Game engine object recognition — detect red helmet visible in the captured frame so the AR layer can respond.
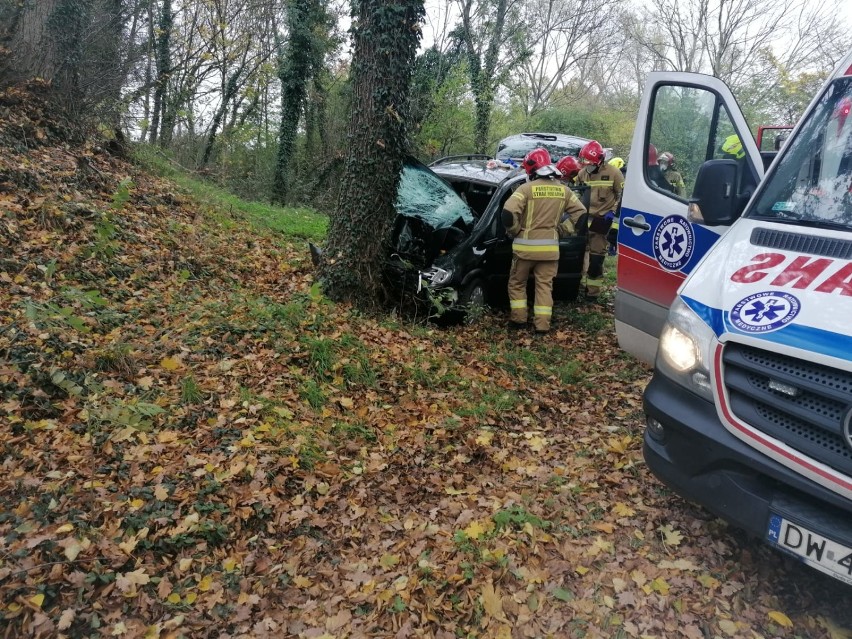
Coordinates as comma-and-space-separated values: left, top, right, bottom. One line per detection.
647, 143, 658, 166
522, 148, 552, 176
579, 140, 604, 165
556, 155, 581, 179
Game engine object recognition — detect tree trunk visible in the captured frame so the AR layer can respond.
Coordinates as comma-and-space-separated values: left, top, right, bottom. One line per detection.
1, 0, 61, 87
150, 0, 172, 145
272, 0, 326, 204
199, 73, 239, 168
317, 0, 425, 307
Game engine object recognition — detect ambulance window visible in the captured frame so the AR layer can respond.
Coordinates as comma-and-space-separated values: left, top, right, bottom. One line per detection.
647, 85, 747, 201
749, 78, 852, 229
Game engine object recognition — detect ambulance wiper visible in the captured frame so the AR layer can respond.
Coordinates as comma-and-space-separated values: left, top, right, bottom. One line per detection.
753, 213, 851, 231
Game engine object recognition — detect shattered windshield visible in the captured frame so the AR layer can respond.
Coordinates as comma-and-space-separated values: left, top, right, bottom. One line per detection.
396, 162, 474, 228
750, 78, 852, 231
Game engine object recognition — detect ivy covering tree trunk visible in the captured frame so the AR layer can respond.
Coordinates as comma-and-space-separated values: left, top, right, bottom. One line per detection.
272, 0, 328, 204
318, 0, 424, 307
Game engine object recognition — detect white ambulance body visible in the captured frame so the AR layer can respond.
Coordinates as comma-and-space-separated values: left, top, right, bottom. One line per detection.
616, 51, 852, 585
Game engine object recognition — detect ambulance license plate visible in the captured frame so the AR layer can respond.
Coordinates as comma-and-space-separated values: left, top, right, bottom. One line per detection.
767, 514, 852, 585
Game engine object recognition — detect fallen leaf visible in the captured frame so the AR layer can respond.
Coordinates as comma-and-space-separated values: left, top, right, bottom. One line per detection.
768, 610, 793, 628
160, 357, 181, 371
57, 608, 75, 630
481, 581, 507, 621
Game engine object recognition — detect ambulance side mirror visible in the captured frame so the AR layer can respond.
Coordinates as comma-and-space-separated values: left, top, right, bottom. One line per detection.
688, 159, 741, 226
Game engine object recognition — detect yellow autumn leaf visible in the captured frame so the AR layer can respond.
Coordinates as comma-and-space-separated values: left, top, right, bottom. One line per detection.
160, 357, 181, 371
167, 593, 181, 604
29, 594, 45, 608
197, 575, 213, 592
154, 484, 169, 501
718, 619, 738, 636
223, 558, 237, 572
650, 577, 670, 595
56, 523, 74, 533
379, 554, 400, 568
184, 592, 197, 604
157, 431, 178, 443
613, 502, 635, 517
464, 520, 486, 540
526, 435, 546, 452
481, 581, 507, 622
178, 557, 192, 572
129, 498, 144, 510
575, 565, 589, 575
475, 430, 494, 446
607, 435, 632, 454
293, 575, 312, 588
657, 524, 683, 546
768, 610, 794, 628
697, 573, 720, 589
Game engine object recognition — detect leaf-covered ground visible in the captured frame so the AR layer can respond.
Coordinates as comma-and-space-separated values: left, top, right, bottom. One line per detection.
1, 85, 851, 639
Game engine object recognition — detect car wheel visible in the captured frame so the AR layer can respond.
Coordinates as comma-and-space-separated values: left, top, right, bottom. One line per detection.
460, 279, 487, 324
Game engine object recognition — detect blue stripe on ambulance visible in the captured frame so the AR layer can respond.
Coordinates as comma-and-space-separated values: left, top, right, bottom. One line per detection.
681, 295, 852, 364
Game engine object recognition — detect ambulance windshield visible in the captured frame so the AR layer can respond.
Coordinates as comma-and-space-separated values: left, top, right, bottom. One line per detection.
751, 77, 852, 230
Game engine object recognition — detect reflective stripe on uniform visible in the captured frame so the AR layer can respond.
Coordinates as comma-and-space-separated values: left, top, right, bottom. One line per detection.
533, 306, 552, 316
524, 201, 534, 239
510, 299, 527, 309
585, 277, 604, 287
513, 238, 558, 245
512, 243, 560, 252
585, 180, 615, 187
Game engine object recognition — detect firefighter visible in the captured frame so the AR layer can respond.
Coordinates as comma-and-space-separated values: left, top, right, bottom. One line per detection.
659, 152, 685, 196
555, 155, 582, 184
608, 156, 626, 175
606, 157, 626, 255
503, 148, 587, 333
721, 134, 745, 159
575, 140, 624, 300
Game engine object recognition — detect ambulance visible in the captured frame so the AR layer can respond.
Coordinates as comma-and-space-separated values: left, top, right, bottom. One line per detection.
615, 51, 852, 585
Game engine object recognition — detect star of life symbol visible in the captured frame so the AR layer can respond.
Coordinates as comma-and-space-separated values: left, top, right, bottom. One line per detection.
653, 215, 694, 271
730, 291, 801, 333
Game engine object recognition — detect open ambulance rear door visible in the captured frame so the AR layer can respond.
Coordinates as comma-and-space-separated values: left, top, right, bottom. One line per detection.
615, 72, 764, 365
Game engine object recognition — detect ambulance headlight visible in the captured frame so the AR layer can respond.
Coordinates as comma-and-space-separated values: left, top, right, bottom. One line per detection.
656, 298, 715, 401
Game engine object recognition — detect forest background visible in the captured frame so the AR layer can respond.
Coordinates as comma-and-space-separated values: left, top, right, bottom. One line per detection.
3, 0, 851, 213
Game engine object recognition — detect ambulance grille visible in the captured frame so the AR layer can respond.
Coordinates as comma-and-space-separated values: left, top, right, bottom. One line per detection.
722, 342, 852, 476
750, 227, 852, 259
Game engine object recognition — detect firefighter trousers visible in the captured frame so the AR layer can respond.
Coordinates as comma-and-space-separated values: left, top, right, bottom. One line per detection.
508, 257, 558, 331
583, 231, 608, 298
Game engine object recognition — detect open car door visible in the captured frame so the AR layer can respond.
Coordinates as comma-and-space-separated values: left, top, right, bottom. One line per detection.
615, 72, 764, 365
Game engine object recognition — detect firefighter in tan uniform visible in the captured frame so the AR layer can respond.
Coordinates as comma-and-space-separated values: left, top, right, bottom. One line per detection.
575, 140, 624, 300
503, 148, 587, 333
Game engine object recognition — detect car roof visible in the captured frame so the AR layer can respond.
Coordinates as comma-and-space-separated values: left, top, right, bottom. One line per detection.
498, 132, 593, 146
430, 158, 521, 186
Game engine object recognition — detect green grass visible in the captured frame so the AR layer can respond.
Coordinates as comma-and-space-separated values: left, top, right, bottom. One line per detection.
132, 144, 327, 242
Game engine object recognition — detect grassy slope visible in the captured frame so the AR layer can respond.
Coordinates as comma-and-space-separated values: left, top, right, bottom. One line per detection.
1, 89, 851, 638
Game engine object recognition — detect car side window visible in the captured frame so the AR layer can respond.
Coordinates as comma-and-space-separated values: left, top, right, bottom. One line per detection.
647, 85, 744, 201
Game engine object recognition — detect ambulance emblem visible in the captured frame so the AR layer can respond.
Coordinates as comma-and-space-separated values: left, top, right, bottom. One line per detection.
653, 215, 694, 271
730, 291, 801, 333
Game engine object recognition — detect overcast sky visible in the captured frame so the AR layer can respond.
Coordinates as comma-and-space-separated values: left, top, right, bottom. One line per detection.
419, 0, 852, 63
